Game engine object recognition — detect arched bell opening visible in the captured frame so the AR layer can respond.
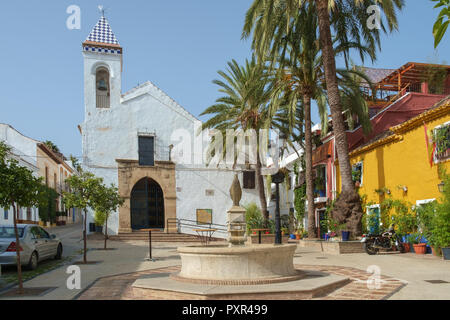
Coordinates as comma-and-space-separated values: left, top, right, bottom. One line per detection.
96, 67, 110, 108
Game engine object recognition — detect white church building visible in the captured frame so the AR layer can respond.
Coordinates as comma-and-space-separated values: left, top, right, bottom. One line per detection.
80, 15, 265, 237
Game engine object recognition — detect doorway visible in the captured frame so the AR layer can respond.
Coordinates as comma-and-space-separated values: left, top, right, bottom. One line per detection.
130, 178, 164, 230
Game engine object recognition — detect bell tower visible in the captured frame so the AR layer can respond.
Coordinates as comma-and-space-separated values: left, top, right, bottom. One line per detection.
82, 14, 122, 116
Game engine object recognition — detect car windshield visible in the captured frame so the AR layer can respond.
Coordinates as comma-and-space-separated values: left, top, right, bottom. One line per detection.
0, 227, 24, 238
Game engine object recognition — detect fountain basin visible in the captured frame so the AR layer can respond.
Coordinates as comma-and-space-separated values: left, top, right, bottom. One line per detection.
172, 244, 302, 285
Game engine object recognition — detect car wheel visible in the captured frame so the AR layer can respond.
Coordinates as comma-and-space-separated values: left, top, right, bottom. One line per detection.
55, 244, 63, 260
27, 251, 38, 270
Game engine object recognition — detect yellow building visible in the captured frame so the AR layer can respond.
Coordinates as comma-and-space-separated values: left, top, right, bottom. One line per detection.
337, 98, 450, 214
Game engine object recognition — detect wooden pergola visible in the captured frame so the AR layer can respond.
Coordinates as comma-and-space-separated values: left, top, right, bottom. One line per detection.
375, 62, 450, 92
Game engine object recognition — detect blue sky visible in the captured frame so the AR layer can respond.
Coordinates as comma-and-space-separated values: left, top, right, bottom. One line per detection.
0, 1, 448, 158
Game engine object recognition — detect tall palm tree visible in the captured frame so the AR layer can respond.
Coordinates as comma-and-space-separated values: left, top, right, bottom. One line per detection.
271, 6, 373, 238
243, 0, 404, 235
200, 59, 274, 220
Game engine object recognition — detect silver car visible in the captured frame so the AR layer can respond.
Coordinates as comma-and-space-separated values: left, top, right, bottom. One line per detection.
0, 224, 63, 270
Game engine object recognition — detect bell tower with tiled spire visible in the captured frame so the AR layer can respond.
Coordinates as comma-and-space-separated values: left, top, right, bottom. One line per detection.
82, 13, 122, 116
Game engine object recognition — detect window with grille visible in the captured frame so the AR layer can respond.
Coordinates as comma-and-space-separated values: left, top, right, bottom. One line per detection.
434, 123, 450, 162
243, 171, 256, 189
138, 136, 155, 166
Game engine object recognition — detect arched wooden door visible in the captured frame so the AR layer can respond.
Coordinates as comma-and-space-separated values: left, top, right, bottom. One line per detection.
130, 178, 164, 230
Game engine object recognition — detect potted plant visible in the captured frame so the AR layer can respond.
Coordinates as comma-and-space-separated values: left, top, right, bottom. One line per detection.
295, 228, 303, 240
94, 210, 105, 234
428, 171, 450, 260
338, 222, 350, 241
352, 170, 361, 188
401, 235, 411, 253
409, 233, 427, 254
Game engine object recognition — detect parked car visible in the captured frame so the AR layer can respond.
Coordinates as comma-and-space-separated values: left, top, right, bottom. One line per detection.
0, 224, 63, 270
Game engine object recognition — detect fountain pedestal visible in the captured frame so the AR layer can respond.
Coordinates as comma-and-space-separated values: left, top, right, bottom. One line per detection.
173, 243, 301, 285
227, 206, 247, 246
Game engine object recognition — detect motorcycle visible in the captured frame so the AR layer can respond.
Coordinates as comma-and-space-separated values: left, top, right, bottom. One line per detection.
361, 225, 405, 255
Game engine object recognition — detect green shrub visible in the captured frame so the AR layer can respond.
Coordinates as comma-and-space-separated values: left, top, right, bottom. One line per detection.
431, 171, 450, 248
392, 211, 417, 237
94, 210, 107, 227
38, 186, 58, 223
244, 202, 264, 234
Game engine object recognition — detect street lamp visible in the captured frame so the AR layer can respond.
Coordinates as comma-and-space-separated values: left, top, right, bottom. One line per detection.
271, 170, 285, 245
438, 181, 445, 193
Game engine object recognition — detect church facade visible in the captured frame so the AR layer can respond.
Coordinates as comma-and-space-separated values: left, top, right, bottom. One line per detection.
80, 16, 262, 237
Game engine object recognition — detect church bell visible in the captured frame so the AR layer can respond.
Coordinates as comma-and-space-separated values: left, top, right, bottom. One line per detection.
97, 79, 108, 91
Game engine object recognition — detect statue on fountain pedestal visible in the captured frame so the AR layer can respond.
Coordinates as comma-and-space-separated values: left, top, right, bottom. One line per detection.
228, 174, 247, 246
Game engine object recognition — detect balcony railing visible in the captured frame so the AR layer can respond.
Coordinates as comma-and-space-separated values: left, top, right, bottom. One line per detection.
96, 94, 110, 109
436, 148, 450, 162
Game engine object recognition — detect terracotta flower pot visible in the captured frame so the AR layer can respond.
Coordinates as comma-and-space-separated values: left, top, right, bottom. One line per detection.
402, 243, 411, 253
295, 234, 301, 240
413, 243, 426, 255
431, 246, 441, 256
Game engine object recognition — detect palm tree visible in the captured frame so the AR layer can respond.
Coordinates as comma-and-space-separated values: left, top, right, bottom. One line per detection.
200, 59, 274, 220
272, 6, 374, 238
243, 0, 403, 235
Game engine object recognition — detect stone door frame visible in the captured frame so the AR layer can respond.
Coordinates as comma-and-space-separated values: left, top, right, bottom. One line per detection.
116, 159, 176, 233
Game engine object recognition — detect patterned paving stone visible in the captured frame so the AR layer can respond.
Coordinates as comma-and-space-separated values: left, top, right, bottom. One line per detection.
76, 264, 406, 300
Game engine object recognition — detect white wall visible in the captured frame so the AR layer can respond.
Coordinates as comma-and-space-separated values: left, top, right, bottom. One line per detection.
176, 167, 260, 238
0, 206, 12, 225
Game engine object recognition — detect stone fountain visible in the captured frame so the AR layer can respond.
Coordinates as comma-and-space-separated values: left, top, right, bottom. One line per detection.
171, 174, 302, 285
131, 175, 351, 299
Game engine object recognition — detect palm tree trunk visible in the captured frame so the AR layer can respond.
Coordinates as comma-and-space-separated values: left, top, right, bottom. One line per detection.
12, 202, 23, 294
256, 151, 268, 221
316, 0, 353, 191
315, 0, 363, 235
303, 95, 316, 238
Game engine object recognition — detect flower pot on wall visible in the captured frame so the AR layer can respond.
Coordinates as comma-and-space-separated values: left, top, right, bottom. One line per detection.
442, 248, 450, 260
341, 231, 350, 242
413, 243, 426, 255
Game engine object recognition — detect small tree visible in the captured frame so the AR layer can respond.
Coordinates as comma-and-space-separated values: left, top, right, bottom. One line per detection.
0, 142, 47, 293
38, 185, 59, 225
92, 183, 124, 250
63, 171, 103, 263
